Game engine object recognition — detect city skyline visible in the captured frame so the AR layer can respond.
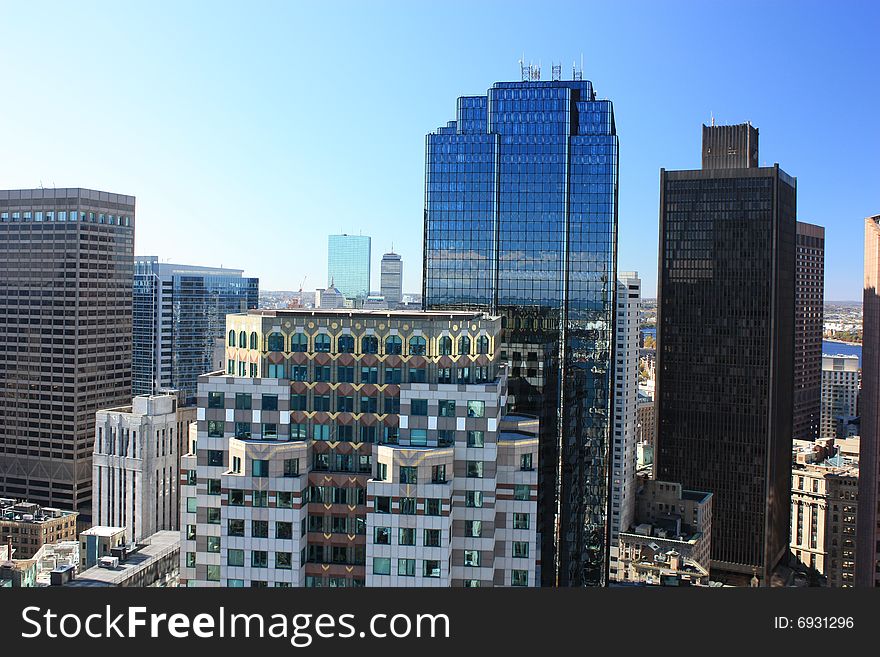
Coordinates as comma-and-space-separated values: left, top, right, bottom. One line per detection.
0, 1, 877, 300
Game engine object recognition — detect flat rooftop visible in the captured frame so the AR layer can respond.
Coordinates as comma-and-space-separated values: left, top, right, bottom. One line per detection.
241, 308, 498, 321
65, 531, 179, 587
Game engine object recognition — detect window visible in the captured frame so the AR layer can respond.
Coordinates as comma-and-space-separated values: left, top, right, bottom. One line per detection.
376, 462, 388, 481
385, 335, 402, 355
208, 392, 225, 408
235, 393, 252, 410
438, 336, 453, 355
283, 458, 299, 477
337, 366, 355, 383
185, 470, 197, 485
313, 453, 329, 471
467, 401, 485, 418
425, 498, 442, 516
423, 560, 441, 578
228, 519, 245, 537
239, 331, 247, 348
252, 460, 269, 477
400, 466, 418, 484
207, 420, 224, 437
437, 429, 454, 446
314, 365, 332, 381
431, 464, 446, 483
277, 492, 294, 508
207, 450, 224, 466
373, 557, 391, 575
465, 491, 483, 508
521, 453, 534, 470
513, 541, 530, 558
511, 570, 528, 586
409, 335, 426, 356
465, 520, 482, 538
337, 395, 354, 412
227, 359, 235, 374
375, 496, 391, 513
290, 423, 307, 440
464, 579, 480, 588
262, 423, 277, 438
253, 491, 268, 507
458, 335, 471, 355
409, 429, 427, 446
234, 422, 251, 439
360, 395, 378, 413
408, 367, 427, 383
337, 335, 355, 353
360, 366, 378, 383
207, 508, 221, 524
374, 526, 391, 545
291, 394, 307, 411
276, 552, 293, 569
398, 558, 416, 577
361, 335, 378, 354
514, 485, 530, 501
466, 461, 484, 478
228, 330, 236, 347
513, 513, 530, 530
464, 550, 480, 567
314, 395, 331, 412
400, 497, 417, 515
252, 521, 269, 538
467, 430, 484, 447
276, 521, 293, 539
267, 333, 285, 352
424, 529, 441, 547
313, 424, 329, 441
206, 565, 220, 582
207, 478, 221, 495
252, 551, 268, 568
186, 497, 197, 513
438, 400, 455, 417
290, 333, 308, 352
411, 399, 428, 416
186, 552, 196, 567
249, 332, 258, 349
314, 334, 331, 352
291, 366, 308, 381
384, 367, 402, 384
228, 549, 244, 567
399, 528, 416, 546
262, 394, 278, 411
437, 367, 452, 384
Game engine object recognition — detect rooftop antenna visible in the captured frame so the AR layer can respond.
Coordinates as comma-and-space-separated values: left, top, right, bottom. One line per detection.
519, 55, 529, 82
711, 111, 715, 127
552, 62, 562, 81
573, 56, 583, 81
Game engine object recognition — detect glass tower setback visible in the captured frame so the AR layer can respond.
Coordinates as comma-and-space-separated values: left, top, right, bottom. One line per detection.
423, 79, 618, 586
133, 257, 259, 402
328, 234, 371, 300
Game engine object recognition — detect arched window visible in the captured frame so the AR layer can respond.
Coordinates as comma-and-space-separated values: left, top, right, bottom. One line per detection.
267, 332, 285, 352
458, 335, 471, 355
385, 335, 402, 355
361, 335, 378, 354
238, 331, 247, 348
290, 332, 308, 352
438, 336, 453, 356
338, 335, 355, 353
228, 330, 235, 347
477, 335, 490, 354
249, 332, 258, 350
409, 335, 426, 356
315, 334, 331, 353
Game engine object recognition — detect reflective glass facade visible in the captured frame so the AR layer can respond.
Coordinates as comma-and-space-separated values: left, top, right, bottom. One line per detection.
328, 234, 371, 300
133, 257, 259, 402
423, 79, 618, 586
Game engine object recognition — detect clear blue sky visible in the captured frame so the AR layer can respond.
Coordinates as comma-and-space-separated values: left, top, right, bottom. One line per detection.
1, 0, 877, 299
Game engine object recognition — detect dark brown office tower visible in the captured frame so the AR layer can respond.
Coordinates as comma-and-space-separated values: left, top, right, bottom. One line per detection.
656, 123, 796, 585
857, 215, 880, 587
0, 189, 134, 514
793, 222, 824, 442
701, 121, 759, 169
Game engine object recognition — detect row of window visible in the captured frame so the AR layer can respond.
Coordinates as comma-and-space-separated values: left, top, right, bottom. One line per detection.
228, 330, 491, 357
0, 210, 131, 225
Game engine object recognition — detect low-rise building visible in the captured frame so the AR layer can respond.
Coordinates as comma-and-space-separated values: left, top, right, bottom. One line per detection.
79, 526, 127, 569
0, 498, 78, 559
66, 531, 180, 587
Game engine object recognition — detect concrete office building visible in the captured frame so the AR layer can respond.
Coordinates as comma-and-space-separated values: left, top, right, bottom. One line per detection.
656, 123, 796, 585
857, 214, 880, 587
327, 234, 371, 301
133, 257, 258, 402
791, 459, 859, 587
380, 251, 403, 307
93, 393, 196, 543
0, 188, 135, 512
820, 355, 860, 440
608, 273, 641, 581
794, 222, 825, 442
0, 498, 78, 559
179, 309, 538, 587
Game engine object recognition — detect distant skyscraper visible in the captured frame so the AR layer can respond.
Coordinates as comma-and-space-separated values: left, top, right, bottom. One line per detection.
608, 273, 640, 581
857, 214, 880, 587
328, 234, 370, 300
133, 257, 258, 403
820, 355, 859, 440
794, 222, 825, 442
380, 251, 403, 307
0, 188, 135, 512
423, 77, 618, 586
656, 123, 796, 585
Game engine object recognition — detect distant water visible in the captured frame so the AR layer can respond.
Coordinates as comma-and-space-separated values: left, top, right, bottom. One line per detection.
640, 327, 862, 367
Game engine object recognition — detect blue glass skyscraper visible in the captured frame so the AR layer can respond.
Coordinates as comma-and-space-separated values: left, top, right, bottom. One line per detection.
423, 77, 618, 586
328, 234, 371, 300
133, 257, 259, 402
